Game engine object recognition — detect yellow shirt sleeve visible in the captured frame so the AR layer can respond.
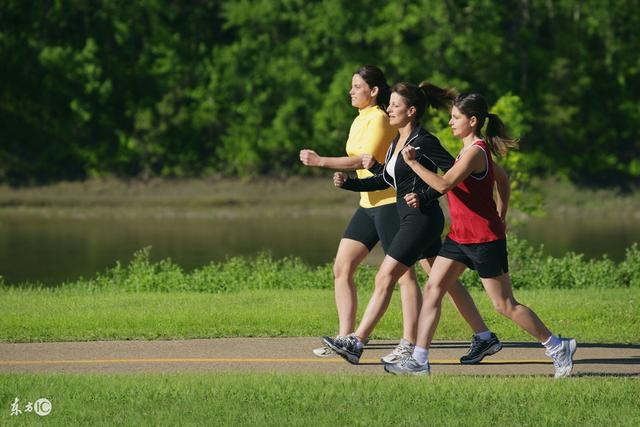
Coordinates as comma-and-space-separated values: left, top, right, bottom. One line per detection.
359, 111, 396, 164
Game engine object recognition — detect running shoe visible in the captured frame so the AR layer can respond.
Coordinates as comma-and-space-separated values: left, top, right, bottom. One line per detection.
312, 344, 336, 358
546, 337, 577, 378
384, 355, 431, 376
380, 338, 414, 364
322, 335, 363, 364
459, 333, 503, 364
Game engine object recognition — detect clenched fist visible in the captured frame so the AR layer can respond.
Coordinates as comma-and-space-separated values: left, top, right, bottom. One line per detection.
361, 153, 376, 169
299, 149, 321, 166
333, 172, 348, 187
402, 146, 417, 163
404, 192, 419, 209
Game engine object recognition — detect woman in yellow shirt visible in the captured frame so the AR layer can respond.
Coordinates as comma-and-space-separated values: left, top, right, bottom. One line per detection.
300, 66, 501, 364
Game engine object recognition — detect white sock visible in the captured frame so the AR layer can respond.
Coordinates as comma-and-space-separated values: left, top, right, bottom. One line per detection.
542, 334, 561, 350
412, 346, 429, 364
475, 331, 493, 341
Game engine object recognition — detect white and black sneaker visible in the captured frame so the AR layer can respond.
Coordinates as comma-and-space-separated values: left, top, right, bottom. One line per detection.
322, 335, 364, 364
381, 338, 414, 364
459, 333, 503, 364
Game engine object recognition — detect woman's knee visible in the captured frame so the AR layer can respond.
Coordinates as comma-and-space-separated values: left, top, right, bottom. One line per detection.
373, 270, 398, 292
422, 280, 445, 307
333, 257, 358, 280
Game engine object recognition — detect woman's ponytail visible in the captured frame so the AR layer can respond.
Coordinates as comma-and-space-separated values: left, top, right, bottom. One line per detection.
419, 82, 456, 112
486, 113, 519, 157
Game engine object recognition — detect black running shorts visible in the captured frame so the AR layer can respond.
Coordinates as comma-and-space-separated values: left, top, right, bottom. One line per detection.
342, 203, 399, 253
385, 202, 444, 267
438, 237, 509, 278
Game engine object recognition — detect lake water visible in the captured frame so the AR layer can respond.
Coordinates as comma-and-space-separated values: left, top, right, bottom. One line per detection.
1, 212, 639, 285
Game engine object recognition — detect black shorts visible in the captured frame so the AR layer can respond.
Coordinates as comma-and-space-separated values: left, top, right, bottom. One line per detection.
385, 202, 444, 267
342, 204, 399, 252
438, 237, 509, 278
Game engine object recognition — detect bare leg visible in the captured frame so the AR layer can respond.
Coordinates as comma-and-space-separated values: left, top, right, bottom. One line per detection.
333, 238, 369, 336
419, 257, 489, 334
481, 274, 552, 342
354, 256, 409, 341
415, 257, 467, 349
397, 266, 422, 343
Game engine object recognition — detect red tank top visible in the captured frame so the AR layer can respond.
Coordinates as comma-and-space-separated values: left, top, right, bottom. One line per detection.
447, 140, 506, 244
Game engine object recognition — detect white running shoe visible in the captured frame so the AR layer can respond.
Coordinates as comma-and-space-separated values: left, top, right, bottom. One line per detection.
384, 355, 431, 376
312, 345, 336, 357
380, 338, 414, 364
546, 338, 577, 378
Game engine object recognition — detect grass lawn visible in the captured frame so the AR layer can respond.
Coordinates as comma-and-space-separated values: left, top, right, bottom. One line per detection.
1, 373, 639, 426
1, 288, 638, 343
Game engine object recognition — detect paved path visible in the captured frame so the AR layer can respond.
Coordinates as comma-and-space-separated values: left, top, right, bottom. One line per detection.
1, 338, 638, 377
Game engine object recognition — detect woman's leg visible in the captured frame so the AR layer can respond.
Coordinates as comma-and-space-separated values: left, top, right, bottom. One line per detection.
397, 266, 422, 342
385, 257, 467, 375
481, 273, 551, 341
374, 203, 420, 341
481, 273, 577, 378
419, 258, 488, 334
415, 257, 468, 349
353, 255, 409, 341
333, 238, 369, 336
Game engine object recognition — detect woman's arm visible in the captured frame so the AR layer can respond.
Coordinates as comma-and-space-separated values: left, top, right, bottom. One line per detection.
300, 114, 394, 171
402, 145, 486, 194
333, 172, 390, 192
299, 149, 364, 170
493, 163, 510, 223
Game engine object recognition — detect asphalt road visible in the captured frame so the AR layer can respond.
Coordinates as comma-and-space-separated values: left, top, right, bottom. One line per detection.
1, 338, 638, 377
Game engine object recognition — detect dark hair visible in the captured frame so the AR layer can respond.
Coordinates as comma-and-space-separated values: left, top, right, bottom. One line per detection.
391, 81, 455, 122
356, 65, 391, 111
453, 93, 519, 157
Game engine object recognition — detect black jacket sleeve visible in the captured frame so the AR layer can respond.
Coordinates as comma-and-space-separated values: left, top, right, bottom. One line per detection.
341, 173, 390, 192
367, 160, 384, 175
421, 136, 455, 173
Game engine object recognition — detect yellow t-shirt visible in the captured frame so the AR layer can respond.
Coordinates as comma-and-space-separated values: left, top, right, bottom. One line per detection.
345, 105, 397, 208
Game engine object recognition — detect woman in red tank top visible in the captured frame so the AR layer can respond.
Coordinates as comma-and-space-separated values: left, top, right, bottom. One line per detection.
384, 93, 577, 378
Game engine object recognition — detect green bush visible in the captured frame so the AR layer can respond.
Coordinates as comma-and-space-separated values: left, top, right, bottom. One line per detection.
5, 236, 638, 293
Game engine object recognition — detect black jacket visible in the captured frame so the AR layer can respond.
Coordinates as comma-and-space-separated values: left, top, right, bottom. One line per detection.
342, 125, 451, 207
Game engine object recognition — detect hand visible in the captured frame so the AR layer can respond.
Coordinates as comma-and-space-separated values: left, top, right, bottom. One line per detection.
402, 146, 417, 164
404, 192, 419, 209
333, 172, 348, 187
361, 153, 376, 169
300, 149, 321, 166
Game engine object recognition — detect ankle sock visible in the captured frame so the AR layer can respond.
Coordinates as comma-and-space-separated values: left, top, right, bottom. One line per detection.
412, 346, 429, 364
542, 334, 561, 350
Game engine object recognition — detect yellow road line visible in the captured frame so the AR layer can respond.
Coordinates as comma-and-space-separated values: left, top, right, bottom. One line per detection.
0, 358, 550, 366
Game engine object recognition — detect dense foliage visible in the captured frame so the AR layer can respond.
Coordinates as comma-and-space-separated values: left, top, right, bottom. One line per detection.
1, 0, 638, 186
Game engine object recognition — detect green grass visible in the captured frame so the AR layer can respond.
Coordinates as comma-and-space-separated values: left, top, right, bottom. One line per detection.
1, 373, 638, 426
1, 288, 637, 343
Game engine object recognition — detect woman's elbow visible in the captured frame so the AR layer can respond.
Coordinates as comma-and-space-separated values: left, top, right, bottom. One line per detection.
436, 181, 455, 194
